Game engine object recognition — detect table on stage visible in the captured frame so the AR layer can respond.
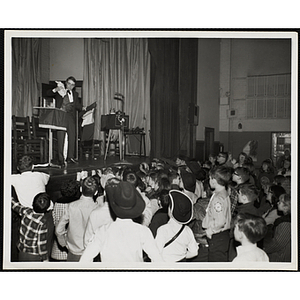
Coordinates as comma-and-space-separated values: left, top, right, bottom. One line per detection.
34, 107, 67, 164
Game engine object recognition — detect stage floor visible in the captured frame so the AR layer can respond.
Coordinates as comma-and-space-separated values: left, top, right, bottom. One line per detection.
35, 155, 150, 201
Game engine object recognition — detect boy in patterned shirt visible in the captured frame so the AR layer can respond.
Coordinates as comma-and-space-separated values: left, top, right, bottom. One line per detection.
202, 166, 232, 262
11, 192, 54, 262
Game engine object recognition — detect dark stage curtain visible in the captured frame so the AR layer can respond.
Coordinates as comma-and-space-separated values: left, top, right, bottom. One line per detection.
148, 38, 180, 159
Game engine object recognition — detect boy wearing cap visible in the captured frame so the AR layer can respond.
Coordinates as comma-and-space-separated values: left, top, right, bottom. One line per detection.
202, 166, 232, 262
155, 190, 198, 262
80, 181, 163, 263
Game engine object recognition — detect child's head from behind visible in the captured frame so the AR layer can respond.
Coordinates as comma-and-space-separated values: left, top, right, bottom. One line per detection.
81, 176, 99, 198
17, 155, 34, 173
32, 192, 51, 213
61, 179, 81, 199
234, 213, 267, 244
238, 183, 258, 204
209, 166, 231, 189
232, 167, 250, 184
179, 171, 196, 193
158, 189, 171, 213
266, 184, 286, 206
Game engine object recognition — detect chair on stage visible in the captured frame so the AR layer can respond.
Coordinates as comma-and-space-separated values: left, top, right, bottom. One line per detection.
79, 103, 102, 160
12, 115, 46, 166
31, 116, 49, 160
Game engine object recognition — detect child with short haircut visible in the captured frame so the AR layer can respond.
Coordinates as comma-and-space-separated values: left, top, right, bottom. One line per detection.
155, 190, 198, 262
11, 192, 54, 262
202, 166, 232, 262
56, 176, 100, 261
235, 183, 261, 217
232, 212, 269, 263
11, 155, 50, 208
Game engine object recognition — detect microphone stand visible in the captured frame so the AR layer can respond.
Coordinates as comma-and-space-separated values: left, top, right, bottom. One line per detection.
114, 93, 125, 161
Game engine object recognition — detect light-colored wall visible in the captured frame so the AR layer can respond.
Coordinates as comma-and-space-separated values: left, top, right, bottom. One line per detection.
49, 38, 84, 81
219, 38, 291, 163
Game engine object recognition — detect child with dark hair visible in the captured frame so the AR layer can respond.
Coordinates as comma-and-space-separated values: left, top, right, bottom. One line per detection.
56, 176, 100, 261
235, 184, 261, 217
11, 192, 54, 262
262, 185, 286, 226
230, 167, 250, 216
149, 189, 170, 237
202, 166, 232, 262
273, 175, 286, 186
257, 159, 275, 190
123, 170, 153, 226
179, 171, 198, 204
11, 155, 50, 208
232, 213, 269, 263
51, 179, 81, 261
263, 194, 291, 262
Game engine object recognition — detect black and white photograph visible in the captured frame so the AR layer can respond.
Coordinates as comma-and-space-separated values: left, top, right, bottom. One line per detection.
2, 29, 298, 274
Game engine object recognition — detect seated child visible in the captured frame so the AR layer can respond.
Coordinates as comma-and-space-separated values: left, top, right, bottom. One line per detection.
263, 194, 291, 262
230, 167, 250, 216
232, 212, 269, 263
80, 181, 163, 262
11, 192, 54, 262
155, 190, 198, 262
11, 155, 50, 208
234, 183, 261, 217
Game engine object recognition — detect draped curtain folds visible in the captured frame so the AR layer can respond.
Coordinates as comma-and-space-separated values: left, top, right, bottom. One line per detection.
83, 38, 151, 154
12, 38, 41, 117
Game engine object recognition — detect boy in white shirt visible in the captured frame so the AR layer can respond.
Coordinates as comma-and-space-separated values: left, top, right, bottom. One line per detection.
232, 212, 269, 263
80, 181, 163, 263
11, 155, 50, 208
155, 190, 198, 262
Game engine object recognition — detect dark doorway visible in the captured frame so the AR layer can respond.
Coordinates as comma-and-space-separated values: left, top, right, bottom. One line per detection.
205, 127, 215, 160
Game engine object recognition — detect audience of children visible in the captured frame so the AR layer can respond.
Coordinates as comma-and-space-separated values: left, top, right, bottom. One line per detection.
10, 151, 293, 264
80, 181, 163, 262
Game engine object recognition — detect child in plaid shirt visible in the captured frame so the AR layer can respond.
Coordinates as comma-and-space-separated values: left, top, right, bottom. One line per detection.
12, 192, 54, 262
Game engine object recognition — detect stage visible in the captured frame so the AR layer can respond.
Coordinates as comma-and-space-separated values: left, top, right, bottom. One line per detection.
34, 155, 150, 201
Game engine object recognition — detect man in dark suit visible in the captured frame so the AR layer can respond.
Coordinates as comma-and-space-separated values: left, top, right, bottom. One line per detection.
47, 76, 82, 166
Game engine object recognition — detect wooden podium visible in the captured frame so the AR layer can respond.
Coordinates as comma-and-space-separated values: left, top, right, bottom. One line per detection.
34, 107, 67, 163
